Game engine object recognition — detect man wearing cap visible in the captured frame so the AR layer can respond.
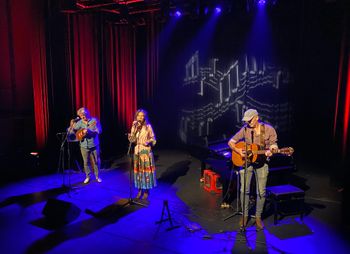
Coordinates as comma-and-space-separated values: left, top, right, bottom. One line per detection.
68, 107, 102, 184
228, 109, 278, 231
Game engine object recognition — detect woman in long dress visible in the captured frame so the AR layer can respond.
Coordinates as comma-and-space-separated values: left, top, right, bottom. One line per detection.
128, 109, 157, 200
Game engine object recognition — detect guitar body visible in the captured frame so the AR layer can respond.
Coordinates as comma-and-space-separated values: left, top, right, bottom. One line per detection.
231, 141, 294, 167
76, 129, 86, 141
231, 142, 260, 167
75, 121, 97, 141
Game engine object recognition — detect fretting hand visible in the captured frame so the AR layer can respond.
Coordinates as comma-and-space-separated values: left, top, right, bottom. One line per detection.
265, 150, 273, 157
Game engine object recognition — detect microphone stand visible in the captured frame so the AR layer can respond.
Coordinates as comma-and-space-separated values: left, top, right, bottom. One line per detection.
223, 126, 250, 221
237, 126, 252, 250
122, 124, 147, 208
57, 125, 76, 197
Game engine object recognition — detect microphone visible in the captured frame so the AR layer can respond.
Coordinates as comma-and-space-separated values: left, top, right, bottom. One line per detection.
133, 120, 142, 126
73, 117, 80, 122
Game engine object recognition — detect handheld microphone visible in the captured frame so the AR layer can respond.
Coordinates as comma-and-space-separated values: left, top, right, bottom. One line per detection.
133, 120, 142, 126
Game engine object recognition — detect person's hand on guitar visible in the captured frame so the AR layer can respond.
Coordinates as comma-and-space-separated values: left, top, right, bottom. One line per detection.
234, 147, 246, 158
82, 129, 88, 136
76, 128, 88, 140
265, 146, 278, 157
265, 150, 273, 157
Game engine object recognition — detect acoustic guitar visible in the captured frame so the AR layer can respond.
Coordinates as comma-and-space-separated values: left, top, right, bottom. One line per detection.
76, 121, 96, 141
231, 141, 294, 167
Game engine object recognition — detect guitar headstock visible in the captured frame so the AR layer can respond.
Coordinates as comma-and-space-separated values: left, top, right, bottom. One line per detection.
279, 147, 294, 156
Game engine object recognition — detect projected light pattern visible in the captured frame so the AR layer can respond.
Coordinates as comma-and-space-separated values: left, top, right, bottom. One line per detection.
179, 51, 292, 144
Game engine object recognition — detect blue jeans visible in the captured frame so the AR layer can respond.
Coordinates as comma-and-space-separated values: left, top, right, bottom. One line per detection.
239, 163, 269, 218
80, 146, 100, 178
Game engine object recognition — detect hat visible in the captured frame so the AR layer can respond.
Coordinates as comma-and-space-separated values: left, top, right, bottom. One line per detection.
242, 109, 258, 122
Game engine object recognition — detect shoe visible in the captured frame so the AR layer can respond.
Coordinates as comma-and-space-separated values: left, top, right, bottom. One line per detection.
255, 217, 264, 231
83, 177, 90, 184
142, 191, 149, 200
96, 177, 102, 183
135, 190, 142, 199
239, 216, 248, 229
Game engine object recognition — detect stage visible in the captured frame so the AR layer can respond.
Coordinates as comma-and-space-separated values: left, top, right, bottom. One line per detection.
0, 149, 349, 254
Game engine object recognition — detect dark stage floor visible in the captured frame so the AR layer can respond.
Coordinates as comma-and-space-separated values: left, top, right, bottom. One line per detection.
0, 149, 349, 254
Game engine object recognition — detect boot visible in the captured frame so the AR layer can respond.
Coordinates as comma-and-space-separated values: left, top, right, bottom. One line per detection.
255, 217, 264, 231
239, 216, 248, 229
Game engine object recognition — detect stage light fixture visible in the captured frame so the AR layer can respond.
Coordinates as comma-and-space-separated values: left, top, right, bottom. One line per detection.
175, 10, 182, 17
215, 6, 222, 14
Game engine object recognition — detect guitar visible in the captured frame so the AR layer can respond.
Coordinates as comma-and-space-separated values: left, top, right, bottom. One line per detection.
76, 121, 97, 141
231, 141, 294, 167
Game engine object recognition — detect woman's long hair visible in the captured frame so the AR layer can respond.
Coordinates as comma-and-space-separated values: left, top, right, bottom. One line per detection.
134, 108, 150, 126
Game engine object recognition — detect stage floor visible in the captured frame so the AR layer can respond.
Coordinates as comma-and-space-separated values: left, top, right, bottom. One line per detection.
0, 149, 349, 254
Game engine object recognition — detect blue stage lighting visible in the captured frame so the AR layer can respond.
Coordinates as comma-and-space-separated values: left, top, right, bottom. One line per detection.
175, 10, 182, 17
215, 7, 222, 14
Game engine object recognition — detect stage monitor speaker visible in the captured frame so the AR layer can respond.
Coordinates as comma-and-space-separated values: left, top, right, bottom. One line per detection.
42, 198, 81, 224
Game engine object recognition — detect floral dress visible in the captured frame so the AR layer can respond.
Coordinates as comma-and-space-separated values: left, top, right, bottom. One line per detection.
131, 124, 157, 189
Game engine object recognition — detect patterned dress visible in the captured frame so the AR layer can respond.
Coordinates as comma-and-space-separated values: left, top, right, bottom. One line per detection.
131, 124, 157, 189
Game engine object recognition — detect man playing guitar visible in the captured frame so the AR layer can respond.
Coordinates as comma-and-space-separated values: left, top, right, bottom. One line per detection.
228, 109, 278, 231
68, 107, 102, 184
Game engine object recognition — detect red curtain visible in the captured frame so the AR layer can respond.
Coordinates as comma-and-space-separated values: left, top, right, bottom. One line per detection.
333, 13, 350, 158
105, 23, 137, 130
0, 0, 49, 150
67, 13, 101, 119
31, 0, 49, 149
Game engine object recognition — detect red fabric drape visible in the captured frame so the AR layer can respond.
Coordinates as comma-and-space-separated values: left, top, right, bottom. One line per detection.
106, 23, 137, 130
0, 0, 48, 150
68, 13, 101, 119
31, 0, 49, 149
333, 13, 350, 158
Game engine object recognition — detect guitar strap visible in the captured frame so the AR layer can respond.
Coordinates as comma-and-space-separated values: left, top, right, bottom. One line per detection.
260, 123, 265, 148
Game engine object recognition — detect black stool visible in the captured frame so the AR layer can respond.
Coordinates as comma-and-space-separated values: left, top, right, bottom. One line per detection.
266, 184, 305, 225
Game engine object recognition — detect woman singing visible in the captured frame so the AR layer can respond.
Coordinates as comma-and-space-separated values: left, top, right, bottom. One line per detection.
128, 109, 157, 200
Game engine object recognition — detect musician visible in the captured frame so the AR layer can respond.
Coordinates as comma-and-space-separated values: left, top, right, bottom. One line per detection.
68, 107, 102, 184
128, 109, 157, 200
228, 109, 278, 230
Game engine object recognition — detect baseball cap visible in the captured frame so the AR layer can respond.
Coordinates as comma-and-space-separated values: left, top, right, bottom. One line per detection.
242, 109, 258, 122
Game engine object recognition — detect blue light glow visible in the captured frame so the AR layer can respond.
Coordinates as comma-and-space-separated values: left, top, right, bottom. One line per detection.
175, 10, 182, 17
215, 7, 222, 14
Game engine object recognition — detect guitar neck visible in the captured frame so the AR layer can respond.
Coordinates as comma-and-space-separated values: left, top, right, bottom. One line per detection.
253, 148, 284, 155
254, 150, 267, 155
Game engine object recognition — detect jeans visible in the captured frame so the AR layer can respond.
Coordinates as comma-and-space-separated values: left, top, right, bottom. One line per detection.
239, 163, 269, 218
80, 146, 100, 178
